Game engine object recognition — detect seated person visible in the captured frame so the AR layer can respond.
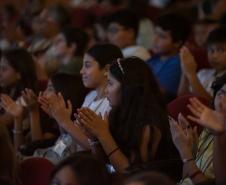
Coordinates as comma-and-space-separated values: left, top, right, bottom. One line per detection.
77, 57, 176, 173
169, 74, 226, 185
46, 26, 89, 76
106, 9, 151, 61
1, 73, 86, 154
147, 13, 191, 98
179, 26, 226, 101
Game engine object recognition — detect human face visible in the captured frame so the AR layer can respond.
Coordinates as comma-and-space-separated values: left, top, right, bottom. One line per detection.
50, 166, 79, 185
207, 43, 226, 72
107, 22, 134, 49
214, 84, 226, 113
106, 73, 121, 107
0, 57, 21, 88
152, 27, 178, 55
52, 34, 71, 57
194, 24, 209, 47
80, 54, 107, 89
194, 23, 219, 47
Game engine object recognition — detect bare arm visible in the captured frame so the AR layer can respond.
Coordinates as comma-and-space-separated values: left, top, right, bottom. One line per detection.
178, 73, 190, 96
188, 97, 226, 183
0, 94, 25, 150
180, 46, 212, 100
169, 114, 211, 184
13, 116, 24, 150
187, 74, 212, 100
214, 133, 226, 184
0, 113, 14, 126
40, 93, 90, 149
78, 108, 152, 172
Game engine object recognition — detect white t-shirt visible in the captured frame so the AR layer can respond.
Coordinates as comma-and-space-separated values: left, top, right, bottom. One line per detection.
33, 91, 111, 163
81, 90, 111, 117
122, 45, 151, 61
75, 90, 111, 152
197, 69, 226, 96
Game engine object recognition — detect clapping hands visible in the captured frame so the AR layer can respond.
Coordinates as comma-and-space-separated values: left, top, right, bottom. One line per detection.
169, 113, 198, 159
76, 108, 109, 139
187, 97, 225, 135
0, 94, 24, 118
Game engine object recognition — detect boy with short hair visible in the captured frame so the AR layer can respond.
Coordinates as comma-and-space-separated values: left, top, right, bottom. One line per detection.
49, 26, 89, 75
147, 13, 191, 97
107, 9, 151, 61
179, 26, 226, 100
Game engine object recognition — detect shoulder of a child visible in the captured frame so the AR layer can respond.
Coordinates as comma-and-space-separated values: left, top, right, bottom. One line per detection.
197, 68, 215, 78
82, 90, 97, 106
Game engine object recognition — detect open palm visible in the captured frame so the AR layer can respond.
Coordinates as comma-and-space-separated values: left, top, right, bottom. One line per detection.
1, 94, 24, 118
187, 97, 225, 135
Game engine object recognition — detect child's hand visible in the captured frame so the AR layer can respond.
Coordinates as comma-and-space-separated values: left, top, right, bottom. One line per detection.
169, 114, 194, 160
187, 97, 225, 135
38, 92, 52, 116
77, 108, 109, 139
0, 94, 24, 118
180, 46, 197, 77
22, 88, 38, 111
48, 93, 72, 125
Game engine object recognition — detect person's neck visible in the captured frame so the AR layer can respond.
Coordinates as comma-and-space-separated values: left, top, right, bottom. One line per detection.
122, 40, 136, 49
95, 81, 107, 100
160, 50, 178, 61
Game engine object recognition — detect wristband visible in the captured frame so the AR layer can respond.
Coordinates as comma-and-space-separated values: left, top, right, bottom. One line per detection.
183, 158, 194, 163
107, 147, 119, 158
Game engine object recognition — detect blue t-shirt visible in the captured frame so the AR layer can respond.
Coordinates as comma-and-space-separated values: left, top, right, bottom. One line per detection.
147, 55, 181, 94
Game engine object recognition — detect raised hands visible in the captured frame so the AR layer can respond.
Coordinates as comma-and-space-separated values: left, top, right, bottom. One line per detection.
38, 92, 72, 125
187, 97, 225, 135
21, 88, 38, 111
169, 113, 198, 159
0, 94, 24, 118
77, 108, 109, 139
180, 46, 197, 77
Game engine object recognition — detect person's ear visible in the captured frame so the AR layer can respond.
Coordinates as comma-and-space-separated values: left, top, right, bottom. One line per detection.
103, 64, 110, 77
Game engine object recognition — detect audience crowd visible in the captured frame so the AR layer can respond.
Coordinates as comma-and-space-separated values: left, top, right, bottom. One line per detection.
0, 0, 226, 185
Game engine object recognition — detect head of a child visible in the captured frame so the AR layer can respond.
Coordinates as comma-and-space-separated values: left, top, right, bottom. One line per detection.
193, 19, 219, 47
44, 73, 86, 118
124, 171, 174, 185
212, 73, 226, 113
207, 26, 226, 72
107, 57, 168, 161
53, 26, 89, 58
80, 43, 123, 89
107, 9, 139, 49
152, 13, 191, 56
45, 4, 71, 35
50, 152, 111, 185
0, 48, 38, 98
